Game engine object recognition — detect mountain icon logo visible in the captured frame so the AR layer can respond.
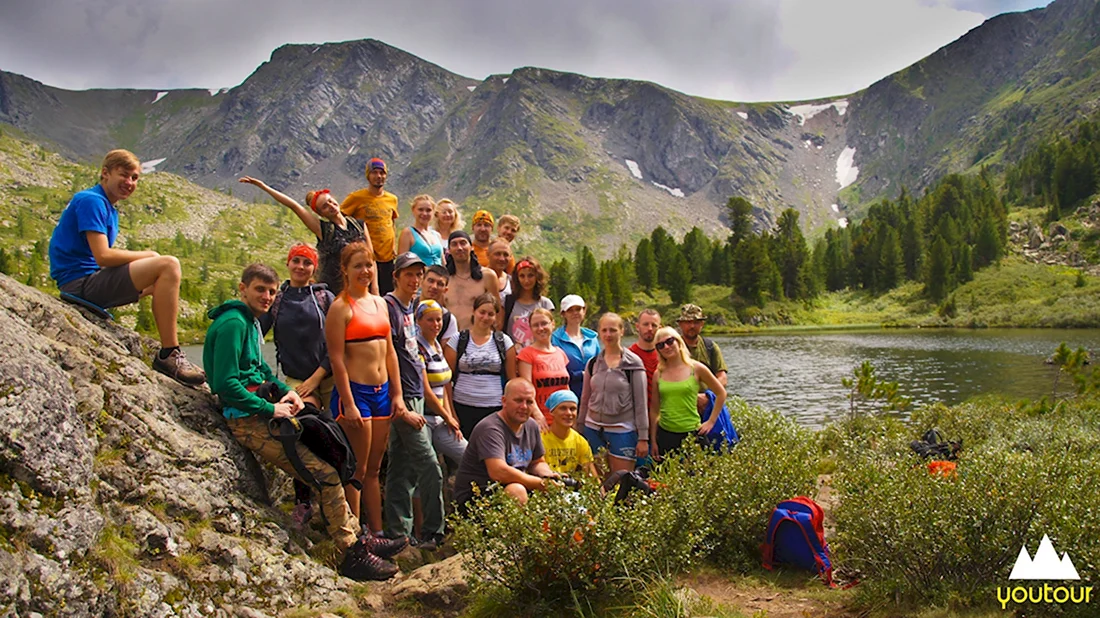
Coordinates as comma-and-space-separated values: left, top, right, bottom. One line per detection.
1009, 535, 1080, 580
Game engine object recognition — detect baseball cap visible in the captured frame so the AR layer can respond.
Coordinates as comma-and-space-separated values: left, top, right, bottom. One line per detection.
393, 251, 426, 273
560, 294, 586, 312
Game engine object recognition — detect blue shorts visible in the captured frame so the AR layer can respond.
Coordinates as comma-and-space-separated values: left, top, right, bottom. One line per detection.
331, 381, 391, 420
583, 426, 639, 462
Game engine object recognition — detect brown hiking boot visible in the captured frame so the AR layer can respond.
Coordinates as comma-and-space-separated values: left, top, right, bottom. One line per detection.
152, 348, 206, 385
339, 536, 399, 581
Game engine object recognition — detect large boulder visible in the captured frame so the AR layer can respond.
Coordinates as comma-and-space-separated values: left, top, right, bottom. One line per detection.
0, 275, 368, 616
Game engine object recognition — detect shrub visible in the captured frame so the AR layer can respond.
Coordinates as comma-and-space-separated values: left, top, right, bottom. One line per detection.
830, 394, 1100, 613
451, 399, 819, 612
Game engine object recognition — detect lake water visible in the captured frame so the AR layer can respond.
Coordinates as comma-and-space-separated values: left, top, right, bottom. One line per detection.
184, 328, 1100, 429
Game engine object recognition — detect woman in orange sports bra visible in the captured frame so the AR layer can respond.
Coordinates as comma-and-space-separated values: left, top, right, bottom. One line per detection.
326, 241, 407, 542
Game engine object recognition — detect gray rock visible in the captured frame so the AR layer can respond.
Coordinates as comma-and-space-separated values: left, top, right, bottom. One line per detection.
391, 554, 469, 610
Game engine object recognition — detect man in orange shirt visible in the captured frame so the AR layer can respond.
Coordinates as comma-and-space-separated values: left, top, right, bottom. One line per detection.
341, 158, 399, 295
470, 210, 494, 267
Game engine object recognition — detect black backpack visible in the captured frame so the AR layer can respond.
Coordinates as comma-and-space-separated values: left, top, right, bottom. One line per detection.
451, 329, 508, 384
258, 384, 359, 527
909, 428, 962, 461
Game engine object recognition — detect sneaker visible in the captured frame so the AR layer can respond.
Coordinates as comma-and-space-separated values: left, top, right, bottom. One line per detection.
413, 534, 443, 552
291, 503, 313, 530
152, 348, 206, 385
339, 537, 398, 581
364, 534, 408, 559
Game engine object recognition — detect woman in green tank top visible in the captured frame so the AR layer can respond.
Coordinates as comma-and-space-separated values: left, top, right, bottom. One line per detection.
649, 327, 726, 457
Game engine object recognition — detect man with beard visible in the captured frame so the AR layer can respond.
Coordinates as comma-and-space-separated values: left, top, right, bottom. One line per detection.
444, 231, 500, 329
470, 210, 495, 267
628, 309, 662, 396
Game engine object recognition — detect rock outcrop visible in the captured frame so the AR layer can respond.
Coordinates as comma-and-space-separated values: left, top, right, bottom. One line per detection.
0, 274, 364, 616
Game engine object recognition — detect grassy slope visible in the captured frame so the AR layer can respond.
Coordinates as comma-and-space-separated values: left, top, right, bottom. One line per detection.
0, 130, 311, 343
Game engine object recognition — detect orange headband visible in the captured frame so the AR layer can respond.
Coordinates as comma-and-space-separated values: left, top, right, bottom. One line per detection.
287, 243, 319, 266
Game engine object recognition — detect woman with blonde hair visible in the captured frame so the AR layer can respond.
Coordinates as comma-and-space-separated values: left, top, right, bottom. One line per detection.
433, 199, 464, 246
325, 241, 408, 570
648, 326, 726, 457
577, 312, 648, 475
238, 176, 376, 295
397, 194, 445, 267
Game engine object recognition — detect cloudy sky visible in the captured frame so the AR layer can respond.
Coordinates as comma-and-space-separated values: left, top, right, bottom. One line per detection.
0, 0, 1051, 102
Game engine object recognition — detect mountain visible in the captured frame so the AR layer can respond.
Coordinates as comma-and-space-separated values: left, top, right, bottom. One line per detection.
1, 0, 1099, 254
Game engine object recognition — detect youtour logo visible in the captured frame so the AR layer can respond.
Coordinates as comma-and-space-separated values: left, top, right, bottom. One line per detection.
1009, 535, 1079, 580
999, 535, 1091, 610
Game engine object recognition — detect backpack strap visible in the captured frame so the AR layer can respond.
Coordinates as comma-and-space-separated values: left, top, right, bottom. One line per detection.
502, 294, 517, 335
702, 336, 718, 373
451, 330, 471, 384
492, 330, 508, 379
438, 310, 453, 345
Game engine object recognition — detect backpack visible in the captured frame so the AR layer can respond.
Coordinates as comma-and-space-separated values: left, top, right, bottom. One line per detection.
259, 384, 359, 528
761, 496, 835, 587
909, 428, 962, 461
437, 310, 453, 345
451, 329, 508, 384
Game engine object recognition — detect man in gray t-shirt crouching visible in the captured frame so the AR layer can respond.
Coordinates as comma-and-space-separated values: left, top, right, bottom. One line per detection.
454, 378, 557, 512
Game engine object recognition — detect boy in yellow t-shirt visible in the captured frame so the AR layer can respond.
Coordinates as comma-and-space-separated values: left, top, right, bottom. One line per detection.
541, 390, 598, 480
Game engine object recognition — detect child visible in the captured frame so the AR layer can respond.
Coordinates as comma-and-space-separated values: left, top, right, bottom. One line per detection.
541, 390, 598, 480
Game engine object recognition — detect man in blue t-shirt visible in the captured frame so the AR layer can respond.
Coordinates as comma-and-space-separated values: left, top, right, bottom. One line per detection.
48, 149, 205, 385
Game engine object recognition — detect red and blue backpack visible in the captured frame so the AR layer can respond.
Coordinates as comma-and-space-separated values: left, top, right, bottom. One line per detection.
761, 496, 835, 587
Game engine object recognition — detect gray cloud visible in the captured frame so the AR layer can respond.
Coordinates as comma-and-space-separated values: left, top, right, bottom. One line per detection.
0, 0, 1050, 101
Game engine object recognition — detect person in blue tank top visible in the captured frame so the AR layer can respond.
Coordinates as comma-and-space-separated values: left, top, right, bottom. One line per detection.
397, 194, 445, 267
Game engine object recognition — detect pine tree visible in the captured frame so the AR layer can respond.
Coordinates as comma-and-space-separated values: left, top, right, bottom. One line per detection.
666, 246, 693, 305
973, 216, 1002, 268
650, 226, 672, 286
956, 244, 974, 284
575, 247, 598, 301
595, 263, 612, 312
726, 197, 754, 250
733, 236, 780, 306
634, 238, 658, 293
608, 261, 631, 311
876, 227, 903, 293
772, 209, 811, 300
925, 235, 953, 301
548, 259, 572, 304
682, 227, 712, 284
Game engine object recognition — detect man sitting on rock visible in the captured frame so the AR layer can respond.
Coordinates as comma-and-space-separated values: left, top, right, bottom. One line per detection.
454, 378, 557, 513
205, 263, 401, 581
48, 149, 205, 386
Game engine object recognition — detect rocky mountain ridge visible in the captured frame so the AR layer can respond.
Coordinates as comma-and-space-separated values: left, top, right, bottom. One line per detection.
1, 0, 1098, 252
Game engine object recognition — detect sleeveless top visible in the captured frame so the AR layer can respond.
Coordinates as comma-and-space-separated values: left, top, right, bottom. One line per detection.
407, 226, 444, 267
658, 372, 701, 433
345, 295, 389, 343
317, 217, 366, 296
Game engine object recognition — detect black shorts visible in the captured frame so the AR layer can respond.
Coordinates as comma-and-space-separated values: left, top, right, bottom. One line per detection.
59, 264, 140, 309
376, 260, 395, 296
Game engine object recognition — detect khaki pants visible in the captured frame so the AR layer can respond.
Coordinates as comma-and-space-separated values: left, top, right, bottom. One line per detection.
227, 415, 358, 551
284, 375, 335, 411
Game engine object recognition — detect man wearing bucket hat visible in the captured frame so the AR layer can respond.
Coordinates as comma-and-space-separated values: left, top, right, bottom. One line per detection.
676, 304, 727, 387
382, 251, 445, 549
342, 158, 399, 295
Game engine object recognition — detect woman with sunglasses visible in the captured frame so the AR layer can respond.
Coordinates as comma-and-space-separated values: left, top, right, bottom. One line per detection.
576, 313, 649, 476
239, 176, 377, 295
648, 326, 726, 457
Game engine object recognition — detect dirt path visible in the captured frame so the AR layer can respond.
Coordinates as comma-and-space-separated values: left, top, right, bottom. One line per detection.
681, 571, 860, 618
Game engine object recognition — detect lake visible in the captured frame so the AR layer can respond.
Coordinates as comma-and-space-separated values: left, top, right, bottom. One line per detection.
184, 328, 1100, 428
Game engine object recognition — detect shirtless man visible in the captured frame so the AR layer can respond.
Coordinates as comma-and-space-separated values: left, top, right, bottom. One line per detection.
444, 231, 500, 330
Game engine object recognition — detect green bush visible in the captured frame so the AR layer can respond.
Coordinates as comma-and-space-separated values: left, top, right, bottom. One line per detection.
451, 400, 818, 612
830, 395, 1100, 613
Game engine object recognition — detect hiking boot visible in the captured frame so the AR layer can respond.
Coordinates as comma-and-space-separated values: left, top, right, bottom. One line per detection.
291, 503, 313, 530
339, 537, 399, 581
152, 348, 206, 385
364, 534, 408, 559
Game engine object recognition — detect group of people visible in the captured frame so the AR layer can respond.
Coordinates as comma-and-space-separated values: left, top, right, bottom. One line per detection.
48, 150, 735, 582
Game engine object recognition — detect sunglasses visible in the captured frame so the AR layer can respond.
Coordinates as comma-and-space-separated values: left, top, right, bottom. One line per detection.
655, 337, 677, 351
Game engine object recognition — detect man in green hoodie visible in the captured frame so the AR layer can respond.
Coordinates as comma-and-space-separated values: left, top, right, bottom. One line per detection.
205, 263, 400, 581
